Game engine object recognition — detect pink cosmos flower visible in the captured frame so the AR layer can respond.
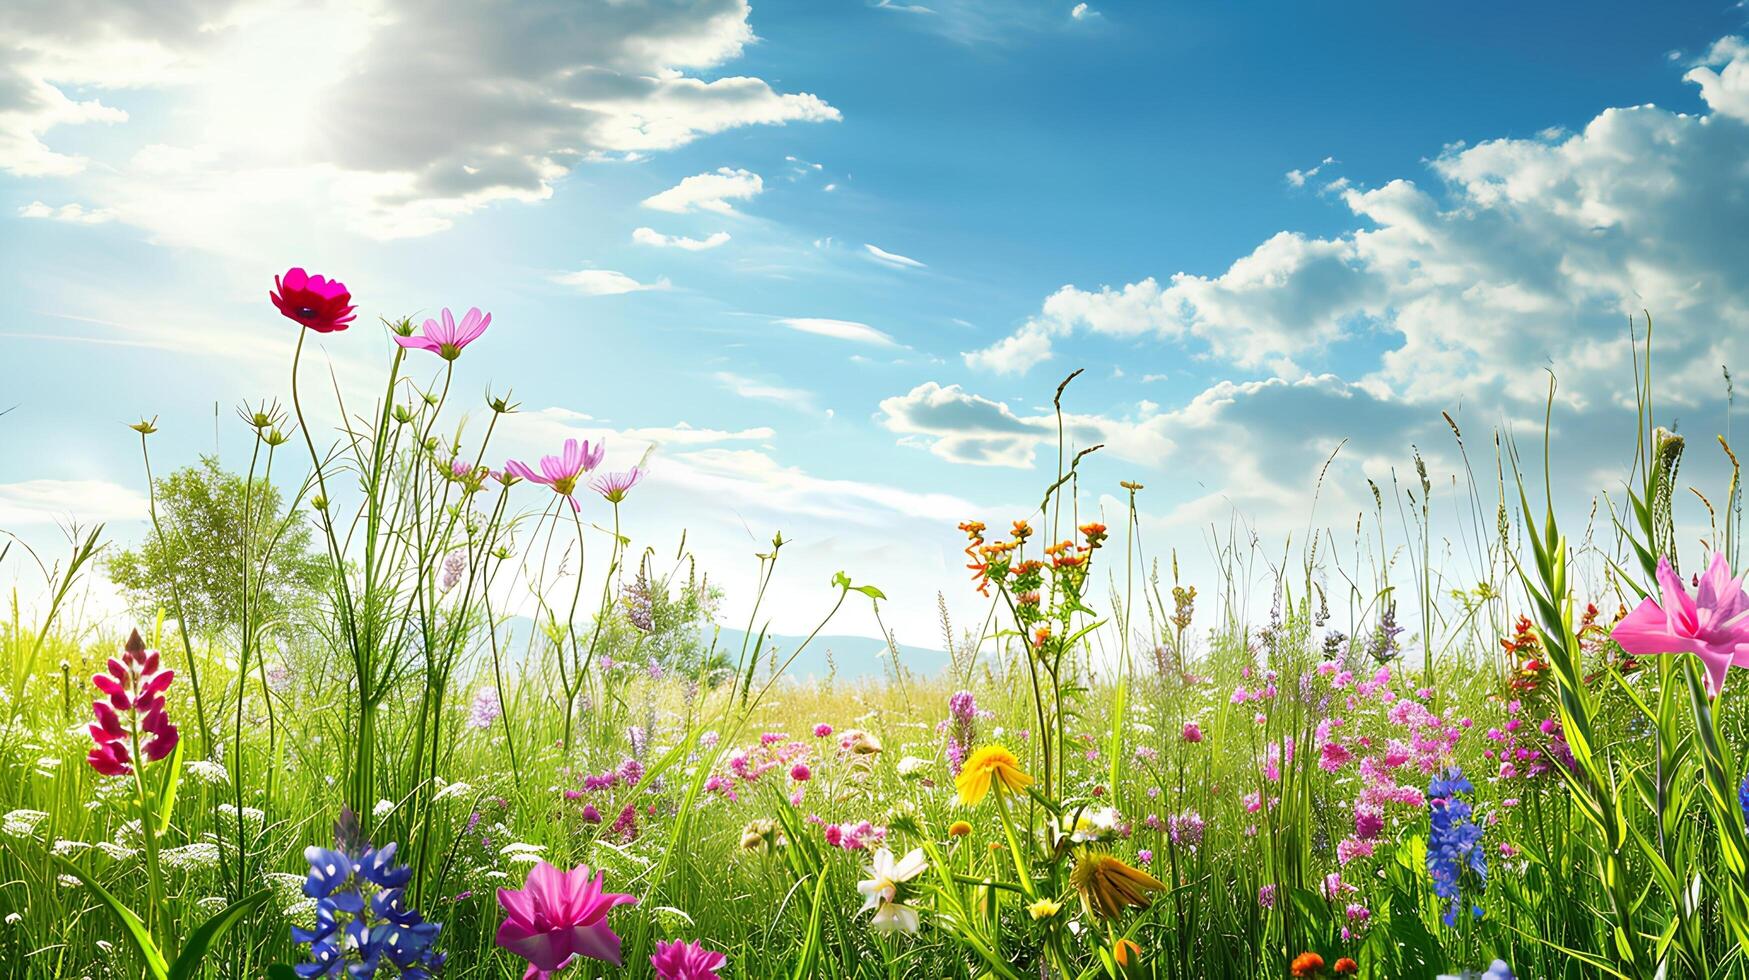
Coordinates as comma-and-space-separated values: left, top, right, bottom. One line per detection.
651, 939, 727, 980
505, 439, 604, 512
590, 467, 643, 504
1612, 553, 1749, 695
270, 267, 356, 333
396, 306, 491, 360
496, 861, 638, 978
87, 629, 178, 776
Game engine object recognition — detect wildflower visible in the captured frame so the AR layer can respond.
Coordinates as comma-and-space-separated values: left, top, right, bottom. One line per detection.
954, 745, 1032, 806
505, 438, 605, 513
1611, 553, 1749, 695
590, 468, 644, 504
896, 756, 931, 780
857, 847, 927, 935
1334, 957, 1360, 975
945, 690, 978, 775
1070, 852, 1165, 920
87, 630, 179, 776
790, 764, 811, 782
813, 723, 833, 738
294, 814, 444, 979
1427, 767, 1486, 926
1258, 883, 1277, 909
495, 860, 637, 974
1290, 952, 1326, 977
1113, 937, 1141, 967
395, 307, 491, 360
1181, 722, 1203, 743
468, 687, 502, 731
650, 939, 727, 980
948, 820, 972, 838
270, 267, 356, 333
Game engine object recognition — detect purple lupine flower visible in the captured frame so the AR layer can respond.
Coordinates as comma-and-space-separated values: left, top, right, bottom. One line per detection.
610, 803, 638, 841
440, 550, 467, 593
624, 565, 655, 633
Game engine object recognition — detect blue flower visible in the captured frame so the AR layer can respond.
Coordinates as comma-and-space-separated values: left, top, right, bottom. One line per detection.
1738, 773, 1749, 832
292, 820, 443, 978
1427, 766, 1487, 927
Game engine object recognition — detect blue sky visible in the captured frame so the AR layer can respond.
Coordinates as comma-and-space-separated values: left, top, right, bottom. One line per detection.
4, 0, 1749, 642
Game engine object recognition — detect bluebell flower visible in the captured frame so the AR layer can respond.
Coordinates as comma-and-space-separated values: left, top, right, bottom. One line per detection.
292, 814, 444, 978
1427, 766, 1487, 927
1738, 773, 1749, 832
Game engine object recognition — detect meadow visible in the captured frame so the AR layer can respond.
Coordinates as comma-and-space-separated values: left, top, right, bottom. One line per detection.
3, 267, 1747, 980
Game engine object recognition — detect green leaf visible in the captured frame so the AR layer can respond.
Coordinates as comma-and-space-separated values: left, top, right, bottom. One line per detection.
156, 733, 186, 837
265, 966, 300, 980
51, 853, 169, 980
169, 888, 272, 980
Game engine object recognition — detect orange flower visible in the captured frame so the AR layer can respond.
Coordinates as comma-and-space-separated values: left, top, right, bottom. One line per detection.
1333, 958, 1359, 975
1290, 952, 1326, 977
1010, 520, 1032, 541
948, 820, 972, 838
1079, 522, 1107, 547
1113, 937, 1142, 967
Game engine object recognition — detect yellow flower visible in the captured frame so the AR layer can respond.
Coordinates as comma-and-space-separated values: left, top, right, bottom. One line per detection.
1114, 938, 1142, 967
1027, 897, 1062, 920
948, 820, 973, 838
1070, 852, 1166, 920
954, 745, 1033, 806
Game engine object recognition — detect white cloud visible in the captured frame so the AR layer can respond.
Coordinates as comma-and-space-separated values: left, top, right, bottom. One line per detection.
0, 479, 147, 526
715, 371, 818, 410
0, 1, 837, 245
864, 243, 926, 269
1069, 3, 1098, 20
633, 227, 731, 250
19, 201, 116, 223
778, 317, 900, 347
878, 382, 1049, 467
641, 167, 765, 214
966, 36, 1749, 415
552, 269, 671, 296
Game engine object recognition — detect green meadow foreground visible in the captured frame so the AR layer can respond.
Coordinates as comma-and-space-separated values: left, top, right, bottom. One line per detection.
5, 271, 1749, 979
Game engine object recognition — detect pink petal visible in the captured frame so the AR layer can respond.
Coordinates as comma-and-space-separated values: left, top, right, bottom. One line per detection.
1610, 597, 1674, 657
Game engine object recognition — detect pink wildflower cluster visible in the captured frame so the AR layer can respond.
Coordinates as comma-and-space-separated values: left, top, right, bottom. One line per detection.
814, 818, 886, 851
703, 735, 813, 803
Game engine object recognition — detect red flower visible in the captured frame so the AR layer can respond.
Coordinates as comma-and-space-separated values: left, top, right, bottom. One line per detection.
270, 267, 356, 333
1333, 958, 1360, 975
87, 629, 179, 776
1290, 952, 1326, 977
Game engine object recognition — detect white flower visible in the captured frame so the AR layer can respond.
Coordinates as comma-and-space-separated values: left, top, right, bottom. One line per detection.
869, 900, 920, 935
3, 809, 49, 839
858, 847, 927, 913
1069, 806, 1122, 843
896, 756, 931, 780
160, 843, 221, 871
434, 780, 473, 802
372, 799, 395, 819
186, 761, 229, 786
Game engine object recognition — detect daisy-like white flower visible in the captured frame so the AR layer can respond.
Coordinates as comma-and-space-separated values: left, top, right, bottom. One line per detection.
857, 847, 927, 936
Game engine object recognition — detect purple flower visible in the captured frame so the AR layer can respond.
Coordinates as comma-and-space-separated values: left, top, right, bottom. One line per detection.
651, 939, 727, 980
590, 467, 644, 504
505, 438, 604, 512
395, 307, 491, 361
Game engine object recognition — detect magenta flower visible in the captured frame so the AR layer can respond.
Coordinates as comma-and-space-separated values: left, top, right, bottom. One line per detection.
496, 861, 638, 978
270, 267, 356, 333
650, 939, 727, 980
87, 629, 178, 776
396, 306, 491, 360
505, 439, 604, 512
590, 467, 643, 504
1612, 553, 1749, 696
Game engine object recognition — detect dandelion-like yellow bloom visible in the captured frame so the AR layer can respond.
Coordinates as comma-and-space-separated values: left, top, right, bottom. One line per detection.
948, 820, 973, 838
1070, 852, 1166, 920
1026, 897, 1062, 920
954, 745, 1033, 806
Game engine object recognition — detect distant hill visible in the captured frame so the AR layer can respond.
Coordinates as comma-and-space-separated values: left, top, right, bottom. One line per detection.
488, 616, 950, 682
